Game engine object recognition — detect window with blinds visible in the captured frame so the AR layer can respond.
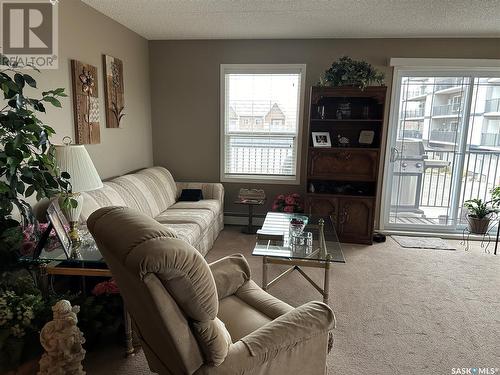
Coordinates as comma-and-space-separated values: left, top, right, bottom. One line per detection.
220, 65, 305, 183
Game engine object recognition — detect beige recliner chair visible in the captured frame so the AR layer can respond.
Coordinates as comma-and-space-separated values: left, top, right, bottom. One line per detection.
88, 206, 335, 375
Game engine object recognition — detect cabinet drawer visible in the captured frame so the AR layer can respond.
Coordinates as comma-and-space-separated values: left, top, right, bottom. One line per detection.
308, 149, 379, 181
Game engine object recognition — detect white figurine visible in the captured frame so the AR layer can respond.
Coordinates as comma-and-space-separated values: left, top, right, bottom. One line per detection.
38, 300, 86, 375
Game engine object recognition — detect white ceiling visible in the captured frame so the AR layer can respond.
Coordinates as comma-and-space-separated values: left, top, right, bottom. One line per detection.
82, 0, 500, 40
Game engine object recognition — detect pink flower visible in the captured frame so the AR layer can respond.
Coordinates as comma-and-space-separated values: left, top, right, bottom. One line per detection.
285, 196, 296, 205
283, 205, 294, 213
92, 279, 120, 296
20, 241, 36, 256
276, 194, 285, 201
291, 193, 301, 199
272, 204, 279, 211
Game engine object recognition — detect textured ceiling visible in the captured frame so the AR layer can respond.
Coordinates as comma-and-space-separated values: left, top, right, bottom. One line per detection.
82, 0, 500, 40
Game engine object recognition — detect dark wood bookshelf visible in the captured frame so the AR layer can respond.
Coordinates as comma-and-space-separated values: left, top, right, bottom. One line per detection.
305, 86, 387, 244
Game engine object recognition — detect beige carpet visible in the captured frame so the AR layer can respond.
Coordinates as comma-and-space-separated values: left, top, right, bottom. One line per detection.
85, 227, 500, 375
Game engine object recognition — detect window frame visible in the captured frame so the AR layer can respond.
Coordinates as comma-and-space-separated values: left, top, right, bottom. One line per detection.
219, 64, 306, 184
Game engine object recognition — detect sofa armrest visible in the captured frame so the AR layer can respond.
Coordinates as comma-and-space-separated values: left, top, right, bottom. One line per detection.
176, 182, 224, 204
209, 254, 250, 300
194, 301, 334, 375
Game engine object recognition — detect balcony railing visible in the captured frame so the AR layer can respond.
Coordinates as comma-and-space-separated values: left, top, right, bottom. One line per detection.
485, 98, 500, 113
402, 108, 424, 118
404, 88, 426, 100
429, 130, 456, 143
399, 129, 423, 139
420, 150, 500, 210
481, 133, 500, 147
226, 135, 294, 176
432, 104, 461, 116
434, 78, 463, 92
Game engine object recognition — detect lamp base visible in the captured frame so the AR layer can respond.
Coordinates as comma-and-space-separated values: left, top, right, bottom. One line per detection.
59, 192, 83, 243
68, 221, 81, 243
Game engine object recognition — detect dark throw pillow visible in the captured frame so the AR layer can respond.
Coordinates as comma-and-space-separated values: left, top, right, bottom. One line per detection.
179, 189, 204, 202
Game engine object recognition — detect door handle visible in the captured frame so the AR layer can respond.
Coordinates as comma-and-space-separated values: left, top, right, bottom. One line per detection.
390, 147, 400, 162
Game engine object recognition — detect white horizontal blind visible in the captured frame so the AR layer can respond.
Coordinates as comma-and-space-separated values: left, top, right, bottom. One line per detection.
222, 68, 303, 180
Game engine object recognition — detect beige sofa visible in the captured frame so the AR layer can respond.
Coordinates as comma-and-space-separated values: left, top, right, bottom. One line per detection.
80, 166, 224, 255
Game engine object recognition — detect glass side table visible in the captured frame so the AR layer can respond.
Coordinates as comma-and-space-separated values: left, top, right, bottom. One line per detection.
234, 198, 266, 234
19, 226, 136, 356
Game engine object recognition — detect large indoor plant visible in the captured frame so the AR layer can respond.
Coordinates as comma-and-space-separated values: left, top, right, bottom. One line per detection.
0, 57, 72, 371
319, 56, 384, 90
0, 56, 72, 268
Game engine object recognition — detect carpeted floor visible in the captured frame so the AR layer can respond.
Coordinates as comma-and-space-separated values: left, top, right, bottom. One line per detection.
85, 227, 500, 375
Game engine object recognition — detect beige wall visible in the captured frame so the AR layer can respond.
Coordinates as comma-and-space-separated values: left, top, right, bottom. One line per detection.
149, 38, 500, 223
32, 0, 153, 180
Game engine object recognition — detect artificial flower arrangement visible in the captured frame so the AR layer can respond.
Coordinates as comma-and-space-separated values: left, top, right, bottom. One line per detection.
272, 193, 304, 213
20, 223, 69, 256
0, 273, 49, 372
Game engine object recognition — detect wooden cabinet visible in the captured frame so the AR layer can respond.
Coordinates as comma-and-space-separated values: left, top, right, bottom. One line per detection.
308, 148, 379, 181
306, 196, 338, 225
338, 197, 375, 244
305, 86, 387, 245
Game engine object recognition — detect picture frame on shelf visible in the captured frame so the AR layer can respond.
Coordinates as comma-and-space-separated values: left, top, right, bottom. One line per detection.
359, 130, 375, 145
312, 132, 331, 147
47, 203, 72, 259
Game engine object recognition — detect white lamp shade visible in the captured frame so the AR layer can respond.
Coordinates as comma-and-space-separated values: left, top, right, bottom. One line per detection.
54, 144, 103, 192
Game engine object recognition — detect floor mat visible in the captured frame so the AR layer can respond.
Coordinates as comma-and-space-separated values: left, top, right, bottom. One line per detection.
391, 235, 456, 250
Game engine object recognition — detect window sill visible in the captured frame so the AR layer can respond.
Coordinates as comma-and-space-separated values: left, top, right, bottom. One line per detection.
221, 174, 300, 185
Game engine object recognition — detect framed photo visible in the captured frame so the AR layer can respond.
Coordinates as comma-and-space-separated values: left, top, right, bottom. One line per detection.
47, 203, 72, 259
312, 132, 331, 148
359, 130, 375, 145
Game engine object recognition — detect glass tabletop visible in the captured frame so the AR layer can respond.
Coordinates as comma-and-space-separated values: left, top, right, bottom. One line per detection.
19, 226, 105, 266
252, 212, 345, 263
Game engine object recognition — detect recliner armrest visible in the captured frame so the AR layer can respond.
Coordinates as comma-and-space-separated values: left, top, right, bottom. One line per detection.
194, 301, 335, 374
240, 301, 335, 356
209, 254, 251, 300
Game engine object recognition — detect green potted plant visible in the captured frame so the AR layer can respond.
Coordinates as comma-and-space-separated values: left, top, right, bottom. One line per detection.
0, 56, 72, 371
319, 56, 384, 90
0, 56, 72, 268
463, 198, 496, 234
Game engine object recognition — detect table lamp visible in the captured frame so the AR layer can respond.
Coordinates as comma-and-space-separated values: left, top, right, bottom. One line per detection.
54, 137, 103, 242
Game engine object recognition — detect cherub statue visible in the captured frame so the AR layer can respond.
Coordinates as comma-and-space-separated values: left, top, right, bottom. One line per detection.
38, 300, 86, 375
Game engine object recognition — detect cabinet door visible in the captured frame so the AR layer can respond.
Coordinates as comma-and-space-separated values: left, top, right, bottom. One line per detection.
338, 198, 374, 244
308, 149, 379, 181
306, 196, 338, 227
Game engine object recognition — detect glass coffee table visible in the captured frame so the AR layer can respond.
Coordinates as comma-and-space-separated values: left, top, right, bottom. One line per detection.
253, 212, 345, 304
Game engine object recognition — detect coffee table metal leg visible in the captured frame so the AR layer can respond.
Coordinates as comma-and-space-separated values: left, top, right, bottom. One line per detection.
323, 261, 331, 304
262, 256, 268, 291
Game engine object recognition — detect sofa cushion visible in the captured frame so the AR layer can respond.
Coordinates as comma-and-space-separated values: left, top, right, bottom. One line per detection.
169, 199, 220, 213
80, 184, 127, 222
155, 209, 215, 230
136, 167, 178, 210
161, 223, 201, 247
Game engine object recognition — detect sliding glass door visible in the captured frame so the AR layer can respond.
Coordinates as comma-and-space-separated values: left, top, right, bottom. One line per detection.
383, 70, 500, 231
